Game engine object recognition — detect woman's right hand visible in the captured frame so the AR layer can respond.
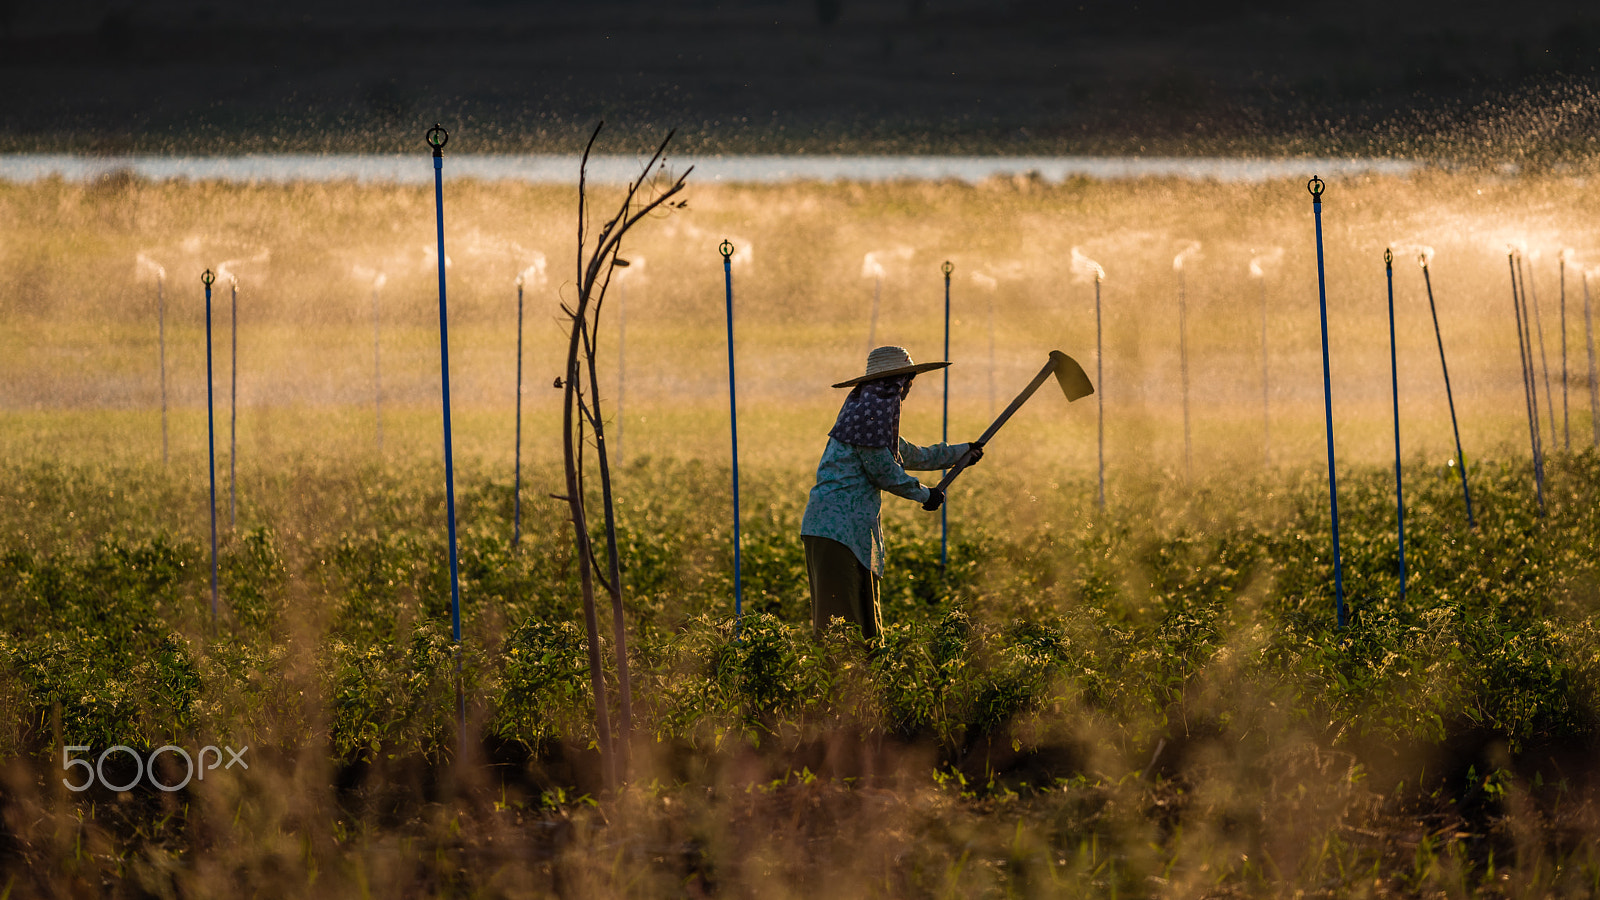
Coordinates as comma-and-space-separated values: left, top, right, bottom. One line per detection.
922, 487, 945, 511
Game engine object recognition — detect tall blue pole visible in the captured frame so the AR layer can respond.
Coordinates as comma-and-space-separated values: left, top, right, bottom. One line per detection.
427, 124, 466, 758
1420, 257, 1476, 529
201, 269, 219, 622
1309, 177, 1346, 628
940, 260, 952, 570
427, 125, 462, 645
1384, 250, 1405, 602
720, 240, 743, 621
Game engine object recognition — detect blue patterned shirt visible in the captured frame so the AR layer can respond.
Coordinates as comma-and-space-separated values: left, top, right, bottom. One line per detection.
800, 437, 970, 575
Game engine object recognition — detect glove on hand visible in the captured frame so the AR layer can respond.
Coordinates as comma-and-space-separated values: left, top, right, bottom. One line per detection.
966, 441, 984, 465
922, 487, 945, 511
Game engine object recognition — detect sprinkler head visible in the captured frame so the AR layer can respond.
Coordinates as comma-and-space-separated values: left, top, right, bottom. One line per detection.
941, 260, 954, 276
1384, 248, 1393, 268
201, 269, 216, 287
1307, 176, 1325, 201
718, 239, 734, 259
425, 124, 449, 157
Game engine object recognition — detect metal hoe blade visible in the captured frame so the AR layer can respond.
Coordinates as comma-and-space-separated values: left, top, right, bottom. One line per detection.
1049, 350, 1094, 401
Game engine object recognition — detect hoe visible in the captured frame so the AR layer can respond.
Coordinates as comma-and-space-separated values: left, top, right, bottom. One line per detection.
936, 350, 1093, 492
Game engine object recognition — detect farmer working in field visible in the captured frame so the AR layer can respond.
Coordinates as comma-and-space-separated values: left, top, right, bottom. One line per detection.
801, 346, 983, 639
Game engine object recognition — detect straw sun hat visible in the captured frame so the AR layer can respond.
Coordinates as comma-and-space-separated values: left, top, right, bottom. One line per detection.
831, 346, 950, 389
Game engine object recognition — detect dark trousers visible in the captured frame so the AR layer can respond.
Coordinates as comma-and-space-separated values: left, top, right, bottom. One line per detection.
803, 535, 881, 639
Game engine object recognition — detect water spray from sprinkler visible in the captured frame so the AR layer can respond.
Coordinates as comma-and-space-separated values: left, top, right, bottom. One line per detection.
720, 239, 744, 625
1307, 177, 1345, 628
1384, 250, 1406, 601
425, 123, 467, 757
137, 254, 170, 466
1249, 248, 1283, 467
1173, 241, 1201, 481
1417, 249, 1476, 529
201, 269, 220, 623
1072, 247, 1107, 509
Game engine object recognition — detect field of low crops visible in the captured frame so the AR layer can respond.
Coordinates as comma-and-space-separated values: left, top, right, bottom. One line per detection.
4, 171, 1600, 897
2, 441, 1599, 897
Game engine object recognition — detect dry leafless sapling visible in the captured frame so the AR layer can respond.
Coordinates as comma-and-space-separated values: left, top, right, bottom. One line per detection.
558, 122, 690, 789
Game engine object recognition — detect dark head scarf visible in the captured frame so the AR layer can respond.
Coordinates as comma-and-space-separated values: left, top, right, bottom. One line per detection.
828, 375, 911, 449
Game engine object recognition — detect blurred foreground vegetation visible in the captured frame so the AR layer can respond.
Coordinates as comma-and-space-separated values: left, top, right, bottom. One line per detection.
1, 448, 1599, 896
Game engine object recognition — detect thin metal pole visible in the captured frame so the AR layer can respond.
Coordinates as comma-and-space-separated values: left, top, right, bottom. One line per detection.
373, 282, 383, 454
426, 124, 466, 758
1178, 266, 1192, 481
987, 290, 996, 421
1560, 257, 1570, 452
1529, 264, 1559, 449
940, 261, 951, 571
1384, 250, 1405, 601
158, 274, 169, 467
1260, 276, 1270, 467
720, 240, 743, 622
1095, 275, 1105, 509
1585, 274, 1598, 449
513, 278, 524, 547
1580, 269, 1593, 445
202, 270, 219, 622
867, 274, 882, 355
1509, 254, 1546, 512
229, 279, 238, 531
617, 280, 626, 467
1420, 258, 1475, 529
1309, 178, 1345, 628
1518, 255, 1548, 501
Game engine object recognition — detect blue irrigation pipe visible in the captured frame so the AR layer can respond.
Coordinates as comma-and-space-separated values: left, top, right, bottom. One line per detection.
1518, 255, 1549, 500
513, 276, 524, 547
1308, 177, 1346, 628
1420, 257, 1476, 529
201, 269, 220, 622
1384, 250, 1406, 602
1509, 254, 1546, 513
1095, 274, 1106, 509
721, 240, 744, 622
940, 260, 952, 570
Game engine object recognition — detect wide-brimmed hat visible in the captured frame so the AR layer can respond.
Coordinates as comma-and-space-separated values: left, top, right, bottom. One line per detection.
832, 346, 950, 388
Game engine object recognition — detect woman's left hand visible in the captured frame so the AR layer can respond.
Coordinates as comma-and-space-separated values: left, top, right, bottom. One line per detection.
966, 441, 984, 465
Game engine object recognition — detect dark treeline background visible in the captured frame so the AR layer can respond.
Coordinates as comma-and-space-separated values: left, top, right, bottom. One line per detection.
2, 0, 1599, 156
